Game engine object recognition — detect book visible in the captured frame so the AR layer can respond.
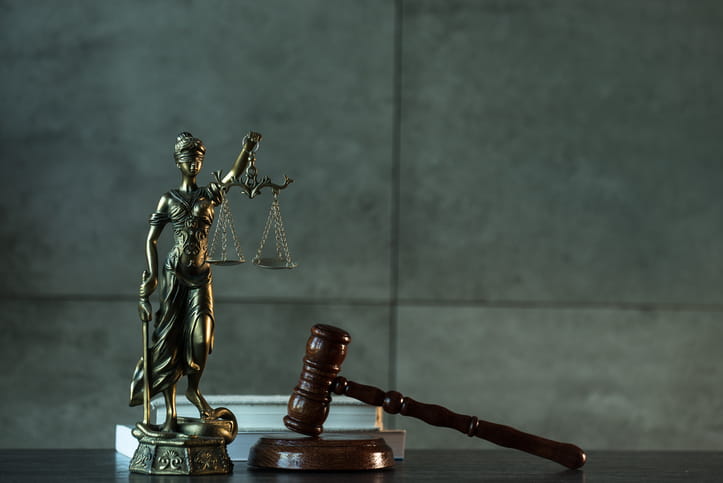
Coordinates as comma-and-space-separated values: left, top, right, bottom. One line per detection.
150, 394, 383, 431
115, 424, 406, 461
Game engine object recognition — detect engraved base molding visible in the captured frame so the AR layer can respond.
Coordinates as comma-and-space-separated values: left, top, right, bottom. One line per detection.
130, 433, 232, 475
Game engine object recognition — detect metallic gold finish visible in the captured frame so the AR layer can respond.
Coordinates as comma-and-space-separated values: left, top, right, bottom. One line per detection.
213, 144, 294, 200
129, 131, 293, 475
141, 294, 151, 425
130, 422, 234, 475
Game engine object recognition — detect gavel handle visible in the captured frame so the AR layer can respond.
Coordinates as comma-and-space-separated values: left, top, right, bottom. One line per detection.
330, 376, 586, 470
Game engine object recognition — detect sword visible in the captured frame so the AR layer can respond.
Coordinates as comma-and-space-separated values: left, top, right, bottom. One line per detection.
139, 271, 153, 426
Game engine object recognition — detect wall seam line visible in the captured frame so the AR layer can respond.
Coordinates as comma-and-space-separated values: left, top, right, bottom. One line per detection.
389, 0, 404, 391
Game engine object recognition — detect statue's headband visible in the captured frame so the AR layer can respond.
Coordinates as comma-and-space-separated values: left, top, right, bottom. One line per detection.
174, 131, 206, 161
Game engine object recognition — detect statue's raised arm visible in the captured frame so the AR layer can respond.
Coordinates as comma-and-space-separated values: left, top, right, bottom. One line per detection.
221, 131, 262, 185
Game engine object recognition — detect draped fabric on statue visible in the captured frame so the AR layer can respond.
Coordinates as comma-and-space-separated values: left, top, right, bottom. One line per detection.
130, 184, 221, 407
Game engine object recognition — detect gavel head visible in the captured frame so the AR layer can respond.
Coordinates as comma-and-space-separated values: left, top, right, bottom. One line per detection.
284, 324, 351, 436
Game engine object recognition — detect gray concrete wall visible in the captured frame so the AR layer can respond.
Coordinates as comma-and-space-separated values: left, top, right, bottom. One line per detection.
1, 0, 722, 451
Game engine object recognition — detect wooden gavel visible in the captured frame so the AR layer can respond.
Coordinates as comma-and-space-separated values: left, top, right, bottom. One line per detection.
284, 324, 586, 469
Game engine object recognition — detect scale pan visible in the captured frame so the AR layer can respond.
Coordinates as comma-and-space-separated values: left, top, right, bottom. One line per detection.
207, 259, 246, 266
253, 257, 297, 270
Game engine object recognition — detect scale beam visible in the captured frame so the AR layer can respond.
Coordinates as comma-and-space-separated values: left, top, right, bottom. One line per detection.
213, 153, 293, 199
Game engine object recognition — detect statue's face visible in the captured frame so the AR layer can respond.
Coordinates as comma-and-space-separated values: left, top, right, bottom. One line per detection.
177, 154, 204, 177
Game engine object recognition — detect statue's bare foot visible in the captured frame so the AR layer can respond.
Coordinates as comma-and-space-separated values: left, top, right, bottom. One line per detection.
161, 418, 178, 434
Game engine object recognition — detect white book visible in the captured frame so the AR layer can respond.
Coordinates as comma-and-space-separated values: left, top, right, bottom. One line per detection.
115, 424, 406, 461
150, 394, 383, 431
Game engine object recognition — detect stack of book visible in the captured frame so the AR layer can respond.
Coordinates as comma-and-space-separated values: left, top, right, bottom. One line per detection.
115, 395, 406, 461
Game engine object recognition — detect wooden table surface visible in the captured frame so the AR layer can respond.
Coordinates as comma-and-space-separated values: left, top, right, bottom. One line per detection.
1, 449, 722, 482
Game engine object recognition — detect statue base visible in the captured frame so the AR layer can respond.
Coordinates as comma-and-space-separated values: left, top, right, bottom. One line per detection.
129, 434, 232, 475
129, 414, 237, 475
248, 433, 394, 471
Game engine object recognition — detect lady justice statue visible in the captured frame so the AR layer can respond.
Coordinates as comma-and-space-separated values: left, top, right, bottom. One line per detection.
128, 131, 266, 475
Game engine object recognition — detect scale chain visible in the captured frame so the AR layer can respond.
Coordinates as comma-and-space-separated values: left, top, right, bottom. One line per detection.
220, 199, 229, 260
273, 200, 293, 264
208, 191, 244, 264
208, 197, 224, 261
226, 197, 245, 262
253, 189, 295, 267
255, 196, 274, 263
273, 200, 283, 259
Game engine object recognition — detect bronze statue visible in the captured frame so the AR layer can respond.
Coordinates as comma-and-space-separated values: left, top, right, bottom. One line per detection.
126, 130, 294, 475
129, 131, 260, 432
127, 131, 274, 476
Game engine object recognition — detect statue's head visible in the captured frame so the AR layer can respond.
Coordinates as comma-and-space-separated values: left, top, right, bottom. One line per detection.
174, 132, 206, 176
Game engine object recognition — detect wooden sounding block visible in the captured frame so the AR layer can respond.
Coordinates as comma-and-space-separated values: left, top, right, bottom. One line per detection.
248, 434, 394, 470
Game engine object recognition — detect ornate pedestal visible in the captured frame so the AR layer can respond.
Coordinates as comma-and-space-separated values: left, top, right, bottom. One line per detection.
130, 435, 232, 475
129, 416, 236, 475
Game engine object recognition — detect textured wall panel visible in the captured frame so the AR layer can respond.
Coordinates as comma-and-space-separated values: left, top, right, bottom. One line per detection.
0, 299, 390, 448
396, 305, 723, 450
398, 0, 723, 304
2, 0, 722, 452
0, 0, 394, 300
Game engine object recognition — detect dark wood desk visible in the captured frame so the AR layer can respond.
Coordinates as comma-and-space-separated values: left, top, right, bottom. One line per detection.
1, 449, 722, 482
